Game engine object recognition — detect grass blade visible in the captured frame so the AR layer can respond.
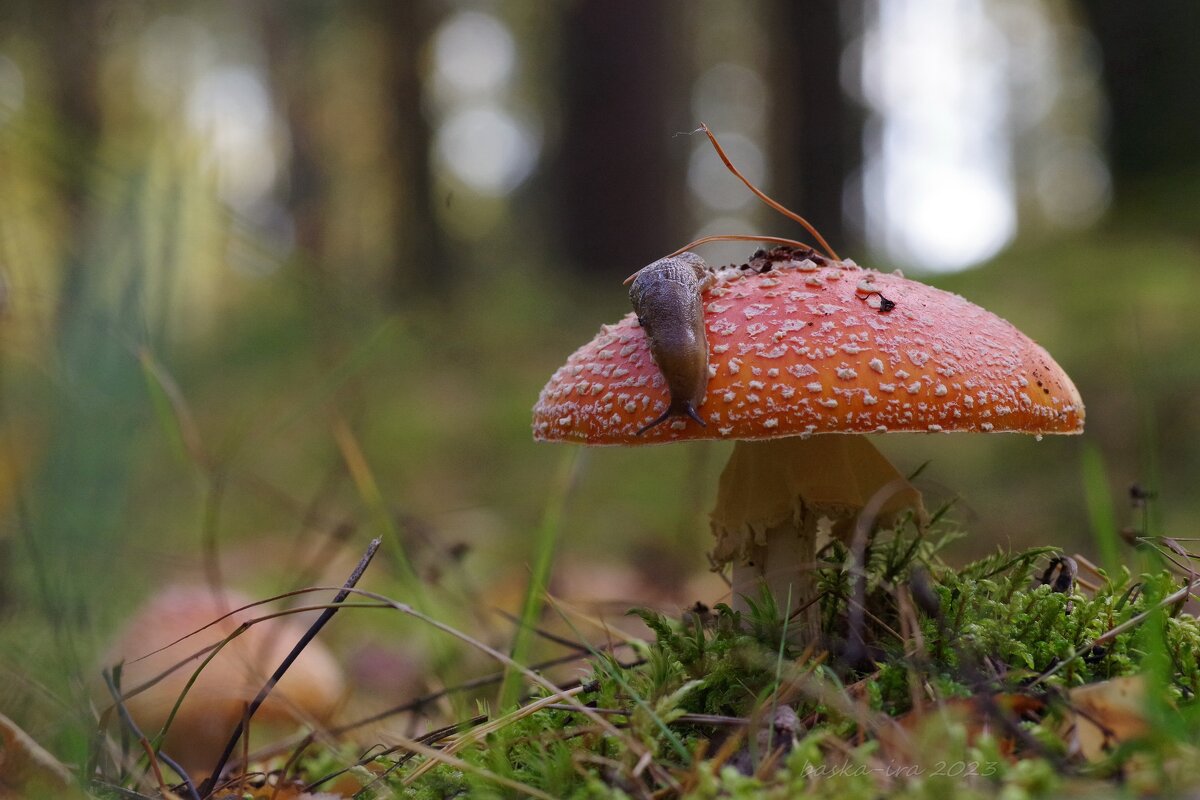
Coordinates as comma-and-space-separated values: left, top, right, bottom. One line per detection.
498, 446, 584, 710
1081, 442, 1120, 574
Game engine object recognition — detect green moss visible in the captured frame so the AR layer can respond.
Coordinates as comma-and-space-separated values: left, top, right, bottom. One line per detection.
289, 525, 1200, 799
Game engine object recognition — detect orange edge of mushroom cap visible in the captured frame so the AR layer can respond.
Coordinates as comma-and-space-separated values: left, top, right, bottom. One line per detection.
533, 250, 1084, 444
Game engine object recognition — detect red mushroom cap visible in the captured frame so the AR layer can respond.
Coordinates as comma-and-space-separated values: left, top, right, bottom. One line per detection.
533, 248, 1083, 444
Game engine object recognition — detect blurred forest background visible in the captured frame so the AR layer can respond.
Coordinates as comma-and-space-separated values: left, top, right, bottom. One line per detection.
1, 0, 1199, 760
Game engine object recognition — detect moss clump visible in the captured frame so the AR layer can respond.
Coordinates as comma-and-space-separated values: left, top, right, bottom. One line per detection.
294, 523, 1200, 799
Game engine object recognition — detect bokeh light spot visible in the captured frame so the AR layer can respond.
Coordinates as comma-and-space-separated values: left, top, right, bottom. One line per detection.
687, 133, 765, 213
691, 62, 768, 134
860, 0, 1016, 272
186, 66, 278, 210
137, 15, 216, 111
435, 105, 538, 196
432, 11, 516, 99
1035, 139, 1111, 229
0, 54, 25, 125
688, 216, 762, 267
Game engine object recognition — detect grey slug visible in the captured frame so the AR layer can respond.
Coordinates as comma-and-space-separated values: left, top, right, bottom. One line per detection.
627, 252, 716, 435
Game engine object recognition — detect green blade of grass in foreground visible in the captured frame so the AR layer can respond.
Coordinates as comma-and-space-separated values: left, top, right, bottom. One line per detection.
498, 446, 585, 710
1081, 442, 1121, 575
137, 349, 206, 470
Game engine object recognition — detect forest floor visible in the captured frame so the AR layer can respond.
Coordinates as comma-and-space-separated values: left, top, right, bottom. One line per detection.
75, 513, 1200, 800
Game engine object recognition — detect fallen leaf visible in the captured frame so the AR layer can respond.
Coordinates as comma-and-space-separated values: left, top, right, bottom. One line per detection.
1063, 675, 1149, 762
880, 693, 1045, 762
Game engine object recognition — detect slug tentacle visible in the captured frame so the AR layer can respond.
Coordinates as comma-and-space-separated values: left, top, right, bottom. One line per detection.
628, 252, 713, 435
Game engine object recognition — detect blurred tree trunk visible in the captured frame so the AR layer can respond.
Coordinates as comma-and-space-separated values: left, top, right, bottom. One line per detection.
34, 0, 102, 329
555, 1, 685, 280
261, 6, 332, 285
1079, 1, 1200, 187
767, 0, 861, 253
376, 0, 446, 303
265, 2, 445, 307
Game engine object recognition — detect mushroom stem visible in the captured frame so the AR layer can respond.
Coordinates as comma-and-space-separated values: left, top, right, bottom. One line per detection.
730, 516, 821, 632
710, 436, 926, 643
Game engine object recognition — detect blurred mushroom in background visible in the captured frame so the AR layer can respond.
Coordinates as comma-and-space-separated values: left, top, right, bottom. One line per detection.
100, 585, 345, 776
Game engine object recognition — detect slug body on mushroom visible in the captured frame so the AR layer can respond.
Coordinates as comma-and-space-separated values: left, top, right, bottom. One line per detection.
628, 252, 716, 434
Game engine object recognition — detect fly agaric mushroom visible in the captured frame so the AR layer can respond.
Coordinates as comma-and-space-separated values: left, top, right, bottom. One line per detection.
102, 585, 345, 775
533, 246, 1083, 640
